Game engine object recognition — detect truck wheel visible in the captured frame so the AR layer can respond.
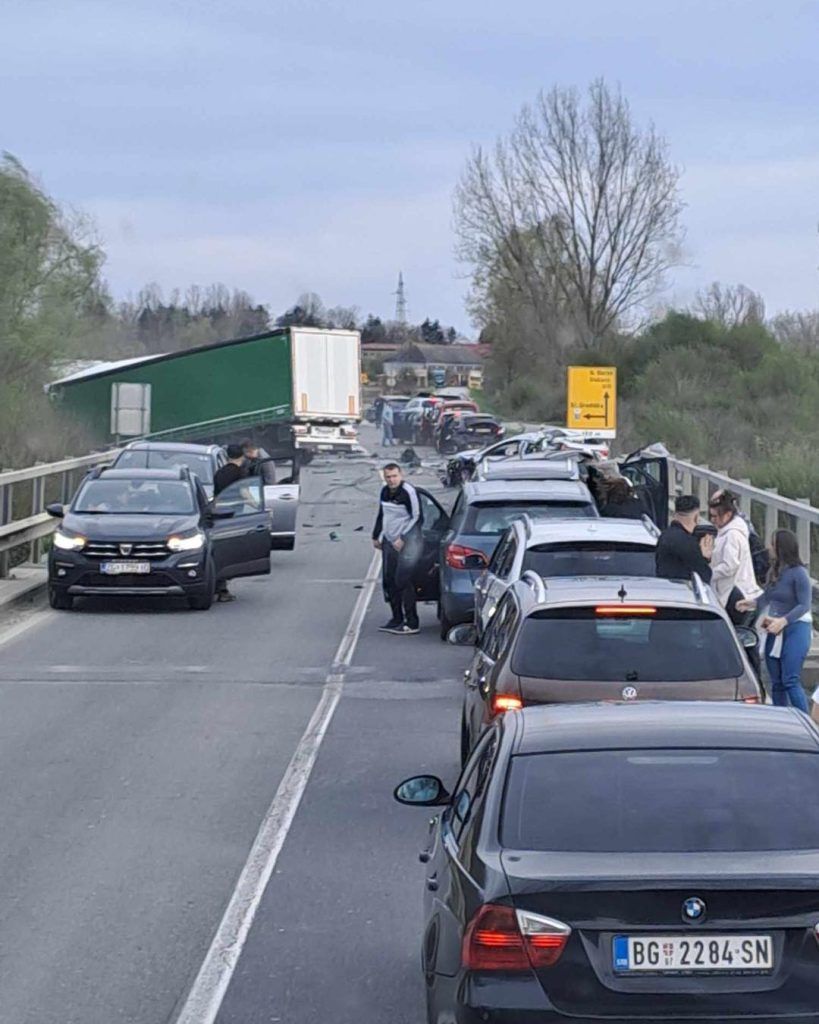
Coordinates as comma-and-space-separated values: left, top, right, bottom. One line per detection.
49, 587, 73, 611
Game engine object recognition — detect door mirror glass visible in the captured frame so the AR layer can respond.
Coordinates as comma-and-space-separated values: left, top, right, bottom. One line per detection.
448, 623, 478, 646
212, 478, 263, 517
735, 625, 758, 650
393, 775, 449, 806
45, 502, 65, 518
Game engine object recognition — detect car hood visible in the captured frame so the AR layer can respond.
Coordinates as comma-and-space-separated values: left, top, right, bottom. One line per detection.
63, 512, 200, 540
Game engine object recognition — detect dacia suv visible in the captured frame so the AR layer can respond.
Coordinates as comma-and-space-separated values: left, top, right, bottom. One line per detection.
456, 574, 762, 763
46, 466, 271, 610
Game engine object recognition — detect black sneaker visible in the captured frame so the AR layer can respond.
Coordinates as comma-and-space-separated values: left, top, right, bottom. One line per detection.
388, 624, 420, 635
379, 619, 404, 632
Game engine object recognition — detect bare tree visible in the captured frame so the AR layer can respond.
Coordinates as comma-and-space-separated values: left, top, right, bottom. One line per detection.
454, 79, 684, 347
769, 309, 819, 353
692, 282, 765, 327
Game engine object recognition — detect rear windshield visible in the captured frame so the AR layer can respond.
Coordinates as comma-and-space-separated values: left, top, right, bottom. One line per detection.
512, 608, 742, 682
522, 542, 656, 578
465, 501, 596, 536
74, 479, 196, 515
116, 450, 215, 483
502, 749, 819, 852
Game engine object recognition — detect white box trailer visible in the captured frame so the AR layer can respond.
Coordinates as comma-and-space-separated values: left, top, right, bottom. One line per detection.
290, 328, 362, 451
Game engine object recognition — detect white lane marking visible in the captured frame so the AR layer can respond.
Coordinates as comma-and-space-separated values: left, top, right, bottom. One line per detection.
174, 548, 382, 1024
0, 609, 54, 650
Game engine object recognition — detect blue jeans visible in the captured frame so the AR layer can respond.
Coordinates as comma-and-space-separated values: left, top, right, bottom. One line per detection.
382, 421, 393, 445
765, 621, 812, 713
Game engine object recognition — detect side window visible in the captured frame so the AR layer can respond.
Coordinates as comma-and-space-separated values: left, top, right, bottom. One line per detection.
450, 728, 496, 844
213, 478, 263, 516
488, 530, 512, 575
497, 536, 518, 579
480, 593, 516, 660
458, 731, 498, 859
418, 491, 445, 532
494, 597, 520, 658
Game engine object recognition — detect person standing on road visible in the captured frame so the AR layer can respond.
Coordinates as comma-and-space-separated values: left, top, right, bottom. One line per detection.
737, 529, 813, 713
211, 444, 248, 602
381, 400, 395, 447
707, 490, 763, 620
655, 495, 713, 583
372, 463, 422, 635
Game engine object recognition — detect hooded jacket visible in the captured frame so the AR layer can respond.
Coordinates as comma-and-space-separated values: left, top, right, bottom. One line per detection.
711, 514, 763, 607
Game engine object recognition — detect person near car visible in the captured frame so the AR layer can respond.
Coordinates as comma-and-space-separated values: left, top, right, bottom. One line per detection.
737, 529, 813, 713
600, 477, 645, 520
381, 401, 395, 447
372, 462, 422, 635
211, 444, 248, 601
707, 490, 763, 619
655, 495, 713, 583
242, 440, 263, 476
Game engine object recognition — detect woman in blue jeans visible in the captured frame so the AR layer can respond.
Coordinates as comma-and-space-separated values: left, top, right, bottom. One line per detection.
738, 529, 813, 713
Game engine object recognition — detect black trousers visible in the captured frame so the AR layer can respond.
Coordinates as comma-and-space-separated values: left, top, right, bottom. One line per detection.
382, 533, 421, 628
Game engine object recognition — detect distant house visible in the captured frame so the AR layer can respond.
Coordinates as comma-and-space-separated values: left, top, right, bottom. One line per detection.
383, 343, 484, 387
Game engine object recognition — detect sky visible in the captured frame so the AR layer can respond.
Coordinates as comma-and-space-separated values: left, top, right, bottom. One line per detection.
3, 0, 818, 335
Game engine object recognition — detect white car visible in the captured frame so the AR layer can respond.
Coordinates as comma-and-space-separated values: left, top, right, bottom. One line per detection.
473, 515, 660, 634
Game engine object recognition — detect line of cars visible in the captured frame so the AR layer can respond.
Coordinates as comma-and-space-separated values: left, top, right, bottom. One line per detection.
46, 440, 301, 611
393, 427, 819, 1024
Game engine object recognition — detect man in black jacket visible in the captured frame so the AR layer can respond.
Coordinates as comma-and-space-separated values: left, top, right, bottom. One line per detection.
372, 463, 423, 635
655, 495, 713, 583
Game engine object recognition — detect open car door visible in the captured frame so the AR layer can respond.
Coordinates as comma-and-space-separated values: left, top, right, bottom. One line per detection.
259, 457, 300, 551
210, 476, 272, 580
619, 444, 670, 529
413, 488, 450, 602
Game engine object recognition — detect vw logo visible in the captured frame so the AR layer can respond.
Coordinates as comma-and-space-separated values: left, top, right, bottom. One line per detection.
119, 543, 133, 556
621, 686, 638, 701
683, 897, 706, 923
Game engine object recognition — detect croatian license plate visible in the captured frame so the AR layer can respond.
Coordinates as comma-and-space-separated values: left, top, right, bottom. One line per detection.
100, 561, 151, 575
613, 934, 773, 974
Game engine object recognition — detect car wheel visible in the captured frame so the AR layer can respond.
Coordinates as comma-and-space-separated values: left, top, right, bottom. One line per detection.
188, 559, 215, 611
48, 587, 73, 611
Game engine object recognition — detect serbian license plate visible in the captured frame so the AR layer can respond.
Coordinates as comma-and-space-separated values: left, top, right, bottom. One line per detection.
613, 934, 773, 974
100, 561, 151, 575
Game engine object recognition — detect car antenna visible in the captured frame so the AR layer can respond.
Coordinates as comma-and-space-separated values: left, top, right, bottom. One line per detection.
617, 584, 628, 603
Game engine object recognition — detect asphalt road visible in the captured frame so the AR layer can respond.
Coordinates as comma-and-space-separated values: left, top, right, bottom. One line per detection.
0, 426, 462, 1024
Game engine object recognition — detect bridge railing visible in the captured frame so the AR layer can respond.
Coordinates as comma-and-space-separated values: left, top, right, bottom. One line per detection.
0, 451, 118, 578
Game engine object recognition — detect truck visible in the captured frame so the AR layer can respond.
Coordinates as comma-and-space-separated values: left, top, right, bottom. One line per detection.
48, 327, 362, 460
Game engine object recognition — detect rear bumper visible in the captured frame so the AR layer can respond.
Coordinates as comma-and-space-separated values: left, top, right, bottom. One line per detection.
440, 570, 481, 624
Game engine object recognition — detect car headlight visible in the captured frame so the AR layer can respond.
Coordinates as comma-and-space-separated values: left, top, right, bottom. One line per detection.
167, 531, 206, 553
53, 530, 86, 551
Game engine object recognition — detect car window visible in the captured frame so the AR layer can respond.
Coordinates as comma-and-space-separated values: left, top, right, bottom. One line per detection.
522, 542, 656, 578
458, 731, 498, 859
450, 729, 496, 844
487, 530, 513, 576
117, 450, 216, 484
212, 478, 263, 516
480, 593, 517, 661
511, 608, 744, 682
418, 491, 444, 532
502, 749, 819, 853
465, 501, 595, 535
74, 478, 195, 515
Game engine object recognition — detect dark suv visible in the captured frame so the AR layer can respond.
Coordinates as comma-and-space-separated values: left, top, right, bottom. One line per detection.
47, 467, 271, 610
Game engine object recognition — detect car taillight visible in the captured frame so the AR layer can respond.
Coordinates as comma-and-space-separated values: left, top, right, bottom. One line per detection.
445, 544, 488, 570
742, 696, 760, 704
491, 694, 523, 714
463, 904, 571, 971
595, 605, 657, 616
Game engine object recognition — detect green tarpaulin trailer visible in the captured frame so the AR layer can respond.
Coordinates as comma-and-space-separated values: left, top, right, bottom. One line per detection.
48, 327, 362, 454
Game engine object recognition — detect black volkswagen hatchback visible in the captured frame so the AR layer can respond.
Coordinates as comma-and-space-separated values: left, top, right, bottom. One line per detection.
395, 702, 819, 1024
47, 466, 271, 610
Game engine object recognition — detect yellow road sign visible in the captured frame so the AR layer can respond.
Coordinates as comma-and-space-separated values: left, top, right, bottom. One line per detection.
566, 366, 617, 436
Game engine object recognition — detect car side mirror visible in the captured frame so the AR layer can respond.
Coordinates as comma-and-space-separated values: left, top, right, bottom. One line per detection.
735, 626, 758, 650
393, 775, 450, 807
447, 623, 478, 646
45, 502, 65, 518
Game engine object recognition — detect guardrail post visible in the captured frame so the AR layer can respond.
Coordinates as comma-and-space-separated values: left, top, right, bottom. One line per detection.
737, 479, 752, 517
695, 467, 710, 509
0, 483, 12, 578
30, 476, 46, 564
796, 499, 812, 566
763, 488, 779, 542
60, 470, 72, 505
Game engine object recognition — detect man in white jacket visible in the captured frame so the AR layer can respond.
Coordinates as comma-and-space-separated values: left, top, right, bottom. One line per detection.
707, 491, 763, 616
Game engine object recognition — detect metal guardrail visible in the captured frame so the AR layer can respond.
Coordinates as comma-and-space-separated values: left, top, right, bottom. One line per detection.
0, 451, 118, 577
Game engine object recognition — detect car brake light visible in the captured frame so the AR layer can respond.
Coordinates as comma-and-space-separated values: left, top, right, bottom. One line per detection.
492, 694, 523, 714
463, 904, 571, 971
742, 696, 760, 704
445, 544, 489, 570
595, 605, 657, 616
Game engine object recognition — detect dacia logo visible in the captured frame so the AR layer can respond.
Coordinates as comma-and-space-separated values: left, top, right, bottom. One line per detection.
119, 543, 133, 556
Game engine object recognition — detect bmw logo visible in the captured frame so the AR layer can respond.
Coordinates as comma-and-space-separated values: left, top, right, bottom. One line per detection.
621, 686, 638, 701
682, 897, 706, 923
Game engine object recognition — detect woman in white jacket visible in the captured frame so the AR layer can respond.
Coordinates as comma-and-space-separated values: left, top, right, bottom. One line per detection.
707, 490, 763, 617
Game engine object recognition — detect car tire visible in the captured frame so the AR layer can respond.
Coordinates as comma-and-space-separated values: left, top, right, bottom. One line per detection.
48, 587, 73, 611
188, 560, 215, 611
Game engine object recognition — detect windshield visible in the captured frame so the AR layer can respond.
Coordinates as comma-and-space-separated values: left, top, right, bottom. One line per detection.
116, 450, 215, 483
465, 501, 595, 535
522, 542, 656, 578
502, 749, 819, 853
512, 608, 743, 681
74, 479, 196, 515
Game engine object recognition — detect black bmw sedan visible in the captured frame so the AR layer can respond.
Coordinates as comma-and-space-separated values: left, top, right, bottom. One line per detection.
395, 702, 819, 1023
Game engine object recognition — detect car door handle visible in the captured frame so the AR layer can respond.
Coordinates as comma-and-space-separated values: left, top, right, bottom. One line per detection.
426, 874, 439, 892
278, 494, 296, 501
255, 525, 267, 532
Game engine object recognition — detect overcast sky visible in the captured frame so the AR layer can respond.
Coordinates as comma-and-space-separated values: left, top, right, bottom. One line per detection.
3, 0, 818, 334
